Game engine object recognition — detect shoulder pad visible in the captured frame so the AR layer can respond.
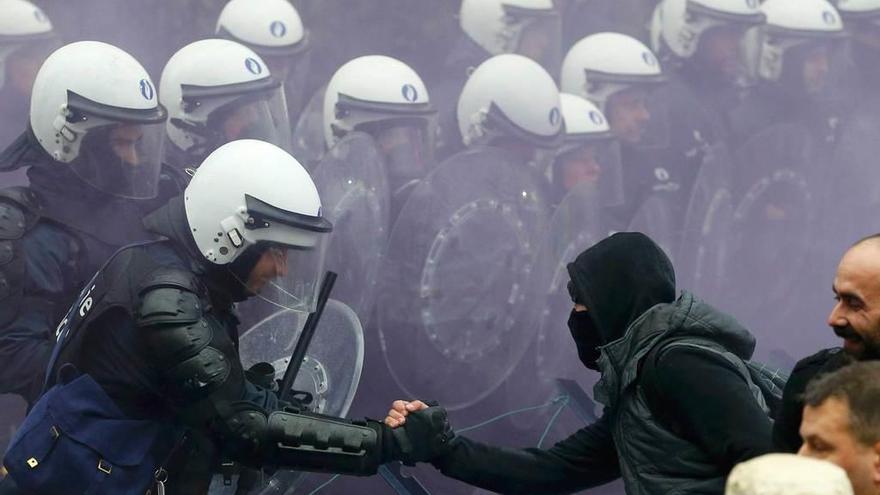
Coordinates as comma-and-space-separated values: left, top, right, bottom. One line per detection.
0, 187, 41, 240
136, 267, 204, 327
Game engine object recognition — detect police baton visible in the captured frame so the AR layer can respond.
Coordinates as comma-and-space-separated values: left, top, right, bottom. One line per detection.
279, 271, 337, 402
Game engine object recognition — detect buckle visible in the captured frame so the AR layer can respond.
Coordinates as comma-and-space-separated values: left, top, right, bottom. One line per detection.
97, 459, 112, 475
26, 458, 38, 469
50, 425, 60, 439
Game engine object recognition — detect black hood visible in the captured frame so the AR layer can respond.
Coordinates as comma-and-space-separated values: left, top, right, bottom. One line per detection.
143, 195, 266, 305
567, 232, 676, 344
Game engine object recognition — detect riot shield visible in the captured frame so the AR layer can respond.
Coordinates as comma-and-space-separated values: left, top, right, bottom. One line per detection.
677, 144, 736, 301
504, 182, 605, 428
290, 84, 326, 171
311, 132, 390, 322
377, 146, 550, 410
238, 298, 365, 417
209, 300, 364, 495
723, 123, 817, 351
626, 192, 679, 263
825, 100, 880, 250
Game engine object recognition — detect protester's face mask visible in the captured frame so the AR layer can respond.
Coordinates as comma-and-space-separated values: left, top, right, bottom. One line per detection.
568, 308, 603, 371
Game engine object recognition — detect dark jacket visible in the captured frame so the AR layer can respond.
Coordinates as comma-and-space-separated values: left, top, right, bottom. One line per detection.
773, 347, 852, 452
431, 233, 773, 494
0, 137, 166, 404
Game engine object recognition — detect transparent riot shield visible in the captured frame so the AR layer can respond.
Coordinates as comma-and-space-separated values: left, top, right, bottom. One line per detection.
311, 131, 390, 322
377, 146, 550, 410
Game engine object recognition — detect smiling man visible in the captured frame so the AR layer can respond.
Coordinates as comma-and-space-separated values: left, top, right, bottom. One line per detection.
774, 234, 880, 452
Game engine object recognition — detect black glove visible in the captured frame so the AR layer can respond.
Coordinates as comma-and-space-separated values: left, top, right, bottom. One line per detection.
246, 362, 314, 410
391, 405, 455, 466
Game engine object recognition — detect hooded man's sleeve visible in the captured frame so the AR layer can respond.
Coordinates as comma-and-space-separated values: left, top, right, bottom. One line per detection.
431, 412, 620, 494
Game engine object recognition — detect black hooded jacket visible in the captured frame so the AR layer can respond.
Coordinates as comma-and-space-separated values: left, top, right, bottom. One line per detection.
429, 233, 772, 494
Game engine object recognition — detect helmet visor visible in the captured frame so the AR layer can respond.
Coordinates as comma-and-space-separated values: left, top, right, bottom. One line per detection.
247, 235, 330, 314
68, 120, 165, 199
556, 138, 623, 207
236, 193, 334, 313
206, 86, 292, 151
264, 49, 312, 117
362, 119, 437, 190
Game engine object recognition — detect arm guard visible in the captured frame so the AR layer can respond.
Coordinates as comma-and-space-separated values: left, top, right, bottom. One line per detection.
135, 268, 391, 475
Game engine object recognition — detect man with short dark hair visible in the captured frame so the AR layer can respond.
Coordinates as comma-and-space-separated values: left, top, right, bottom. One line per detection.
774, 234, 880, 452
798, 362, 880, 495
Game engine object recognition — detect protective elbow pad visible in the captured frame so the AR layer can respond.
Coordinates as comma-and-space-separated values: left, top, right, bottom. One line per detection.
266, 411, 384, 475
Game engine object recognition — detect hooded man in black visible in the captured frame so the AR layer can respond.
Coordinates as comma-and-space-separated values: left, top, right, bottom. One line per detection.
385, 232, 775, 494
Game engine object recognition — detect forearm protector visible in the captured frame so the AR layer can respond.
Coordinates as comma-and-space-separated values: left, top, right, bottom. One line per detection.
265, 410, 391, 476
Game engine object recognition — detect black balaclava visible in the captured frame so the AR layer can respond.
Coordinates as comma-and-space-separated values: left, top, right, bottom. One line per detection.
143, 195, 266, 305
566, 232, 676, 368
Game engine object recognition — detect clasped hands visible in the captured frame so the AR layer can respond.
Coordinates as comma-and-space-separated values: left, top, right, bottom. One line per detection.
383, 400, 455, 465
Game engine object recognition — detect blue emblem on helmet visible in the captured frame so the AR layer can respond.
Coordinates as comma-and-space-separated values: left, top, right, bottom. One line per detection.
139, 79, 154, 101
745, 0, 758, 9
642, 51, 657, 67
401, 84, 419, 102
549, 107, 561, 126
589, 110, 605, 126
270, 21, 287, 38
822, 10, 837, 25
33, 8, 47, 23
245, 57, 263, 75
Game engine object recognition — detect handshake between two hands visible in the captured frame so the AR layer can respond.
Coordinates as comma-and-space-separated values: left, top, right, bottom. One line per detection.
380, 400, 456, 465
384, 400, 431, 429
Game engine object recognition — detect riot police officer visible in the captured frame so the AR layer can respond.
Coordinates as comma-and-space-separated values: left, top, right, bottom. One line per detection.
0, 41, 168, 405
561, 32, 676, 232
1, 139, 451, 494
159, 38, 292, 177
323, 55, 437, 208
650, 0, 765, 144
832, 0, 880, 104
215, 0, 312, 117
431, 0, 562, 159
552, 93, 623, 223
456, 53, 563, 171
729, 0, 846, 148
0, 0, 57, 152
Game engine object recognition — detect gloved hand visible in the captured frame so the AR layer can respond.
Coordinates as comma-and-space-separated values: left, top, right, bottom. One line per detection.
246, 362, 313, 411
387, 401, 455, 465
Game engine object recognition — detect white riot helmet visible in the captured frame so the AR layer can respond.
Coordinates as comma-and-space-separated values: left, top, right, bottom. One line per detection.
216, 0, 307, 57
215, 0, 310, 113
457, 54, 563, 149
559, 93, 614, 152
553, 93, 623, 206
650, 0, 765, 60
323, 55, 435, 148
29, 41, 166, 199
834, 0, 880, 27
561, 33, 666, 113
159, 39, 291, 167
0, 0, 57, 92
185, 139, 332, 311
751, 0, 845, 84
459, 0, 562, 71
